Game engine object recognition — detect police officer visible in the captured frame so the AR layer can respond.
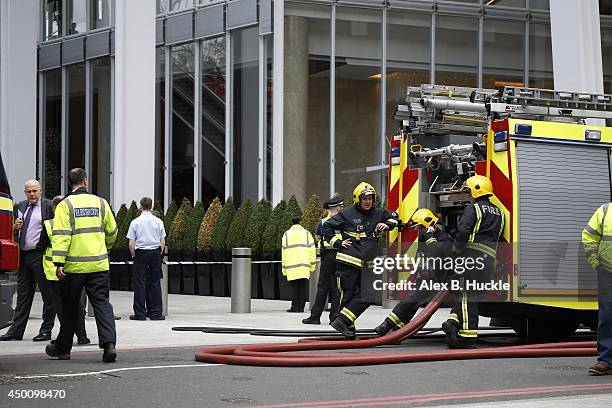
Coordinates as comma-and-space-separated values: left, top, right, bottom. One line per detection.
302, 196, 343, 325
323, 182, 399, 339
45, 168, 118, 362
582, 203, 612, 375
374, 208, 453, 336
441, 175, 504, 349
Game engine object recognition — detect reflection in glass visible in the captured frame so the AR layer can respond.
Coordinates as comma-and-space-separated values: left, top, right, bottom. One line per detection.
602, 28, 612, 94
67, 63, 86, 178
43, 0, 62, 41
233, 27, 259, 204
284, 2, 331, 203
91, 58, 112, 201
43, 69, 62, 199
155, 48, 166, 203
530, 0, 549, 10
67, 0, 87, 35
483, 19, 525, 88
484, 0, 525, 7
265, 37, 273, 202
335, 7, 382, 202
436, 15, 478, 87
170, 0, 193, 11
90, 0, 111, 30
157, 0, 169, 14
529, 23, 554, 88
171, 44, 195, 202
201, 36, 226, 208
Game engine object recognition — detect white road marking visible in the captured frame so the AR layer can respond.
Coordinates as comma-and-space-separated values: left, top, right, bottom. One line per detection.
14, 363, 220, 379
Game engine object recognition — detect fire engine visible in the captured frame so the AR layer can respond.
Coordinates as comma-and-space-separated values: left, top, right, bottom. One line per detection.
0, 152, 18, 329
388, 84, 612, 338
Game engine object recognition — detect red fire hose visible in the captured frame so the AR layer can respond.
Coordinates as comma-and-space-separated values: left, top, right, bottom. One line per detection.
194, 291, 597, 367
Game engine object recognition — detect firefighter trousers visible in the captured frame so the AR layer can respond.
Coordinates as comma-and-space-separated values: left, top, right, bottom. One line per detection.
336, 263, 372, 327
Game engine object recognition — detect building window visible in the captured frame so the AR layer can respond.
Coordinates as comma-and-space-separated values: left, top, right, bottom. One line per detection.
91, 57, 112, 201
485, 0, 525, 7
529, 22, 554, 88
201, 36, 226, 207
155, 47, 166, 203
483, 19, 525, 88
157, 0, 169, 14
601, 1, 612, 15
171, 43, 195, 202
171, 0, 193, 12
67, 0, 87, 35
67, 63, 86, 179
90, 0, 112, 30
43, 0, 62, 41
530, 0, 549, 10
265, 36, 273, 202
335, 7, 382, 202
43, 69, 62, 199
435, 15, 478, 87
232, 27, 259, 204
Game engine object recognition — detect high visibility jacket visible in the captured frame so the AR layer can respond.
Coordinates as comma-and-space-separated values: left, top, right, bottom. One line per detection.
52, 190, 117, 273
43, 220, 58, 281
322, 204, 399, 269
281, 224, 316, 281
453, 197, 504, 258
582, 203, 612, 271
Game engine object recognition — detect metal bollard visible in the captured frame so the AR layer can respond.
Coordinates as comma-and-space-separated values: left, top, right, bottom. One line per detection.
308, 257, 320, 312
231, 248, 251, 313
162, 251, 168, 316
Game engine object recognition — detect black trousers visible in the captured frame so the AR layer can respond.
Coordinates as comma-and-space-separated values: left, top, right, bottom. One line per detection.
7, 250, 57, 338
290, 279, 308, 312
336, 263, 372, 327
52, 283, 87, 339
132, 249, 162, 318
55, 271, 116, 352
309, 250, 339, 320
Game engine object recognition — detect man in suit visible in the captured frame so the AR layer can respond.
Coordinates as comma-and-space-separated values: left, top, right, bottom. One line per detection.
0, 180, 56, 341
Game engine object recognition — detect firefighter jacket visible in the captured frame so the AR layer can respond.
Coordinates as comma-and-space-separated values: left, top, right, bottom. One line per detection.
453, 197, 504, 258
281, 224, 317, 281
582, 203, 612, 271
52, 189, 117, 273
421, 227, 453, 260
317, 216, 341, 252
42, 220, 58, 281
322, 204, 399, 269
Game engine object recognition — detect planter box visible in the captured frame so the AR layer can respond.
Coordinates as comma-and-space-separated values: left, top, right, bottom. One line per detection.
260, 252, 278, 300
196, 250, 212, 296
182, 250, 197, 295
211, 250, 229, 296
168, 249, 182, 294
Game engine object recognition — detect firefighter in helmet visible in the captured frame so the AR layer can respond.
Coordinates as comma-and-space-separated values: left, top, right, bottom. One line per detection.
374, 208, 453, 336
441, 175, 504, 348
322, 182, 399, 339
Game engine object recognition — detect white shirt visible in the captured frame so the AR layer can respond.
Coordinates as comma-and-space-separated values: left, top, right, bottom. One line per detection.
126, 211, 166, 250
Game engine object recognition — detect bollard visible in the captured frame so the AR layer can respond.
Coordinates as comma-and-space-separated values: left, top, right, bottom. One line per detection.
162, 251, 168, 316
308, 257, 320, 312
231, 248, 251, 313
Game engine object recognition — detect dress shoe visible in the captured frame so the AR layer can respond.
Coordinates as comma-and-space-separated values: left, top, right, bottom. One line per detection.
102, 343, 117, 363
77, 337, 91, 345
0, 333, 22, 341
45, 343, 70, 360
33, 333, 52, 342
589, 362, 612, 376
331, 317, 356, 340
113, 315, 122, 320
129, 315, 146, 321
302, 316, 321, 325
149, 315, 165, 320
374, 319, 396, 337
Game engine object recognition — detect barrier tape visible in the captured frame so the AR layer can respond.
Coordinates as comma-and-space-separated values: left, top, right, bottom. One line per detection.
108, 260, 285, 266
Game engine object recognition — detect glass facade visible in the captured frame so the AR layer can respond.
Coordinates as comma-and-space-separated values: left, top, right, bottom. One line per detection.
67, 0, 87, 35
529, 22, 554, 88
483, 19, 525, 88
435, 15, 478, 87
43, 69, 62, 199
67, 63, 86, 174
43, 0, 62, 41
90, 0, 112, 30
155, 47, 166, 203
91, 57, 112, 201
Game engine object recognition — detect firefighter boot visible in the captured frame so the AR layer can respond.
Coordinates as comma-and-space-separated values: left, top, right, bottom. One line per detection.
442, 320, 476, 349
331, 316, 356, 340
374, 318, 396, 337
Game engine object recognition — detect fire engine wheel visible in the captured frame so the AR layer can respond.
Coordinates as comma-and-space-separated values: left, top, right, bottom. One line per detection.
510, 318, 580, 341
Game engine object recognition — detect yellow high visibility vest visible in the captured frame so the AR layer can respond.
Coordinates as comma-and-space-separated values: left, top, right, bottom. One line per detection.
51, 192, 117, 273
583, 203, 612, 271
281, 225, 316, 281
43, 219, 58, 281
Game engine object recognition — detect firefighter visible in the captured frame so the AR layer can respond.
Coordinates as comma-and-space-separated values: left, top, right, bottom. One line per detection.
582, 203, 612, 376
441, 175, 504, 349
374, 208, 453, 336
45, 168, 118, 362
323, 182, 399, 339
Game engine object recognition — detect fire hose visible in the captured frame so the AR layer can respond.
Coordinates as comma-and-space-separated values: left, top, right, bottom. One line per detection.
194, 291, 597, 367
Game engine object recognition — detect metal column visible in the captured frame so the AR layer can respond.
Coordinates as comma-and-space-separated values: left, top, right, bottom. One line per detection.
329, 2, 337, 198
231, 248, 252, 313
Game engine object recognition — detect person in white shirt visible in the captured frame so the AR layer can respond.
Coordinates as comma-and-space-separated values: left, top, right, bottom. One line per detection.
127, 197, 166, 321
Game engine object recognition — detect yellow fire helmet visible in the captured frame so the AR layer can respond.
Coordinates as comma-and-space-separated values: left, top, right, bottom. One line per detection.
462, 175, 493, 198
352, 182, 377, 204
410, 208, 439, 229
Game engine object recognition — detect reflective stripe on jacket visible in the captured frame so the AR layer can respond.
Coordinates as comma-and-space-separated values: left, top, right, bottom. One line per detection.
281, 224, 316, 281
43, 219, 58, 281
454, 197, 504, 258
52, 192, 118, 273
582, 203, 612, 271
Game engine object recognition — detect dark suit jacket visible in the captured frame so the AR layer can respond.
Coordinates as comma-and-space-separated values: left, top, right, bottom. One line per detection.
13, 198, 54, 251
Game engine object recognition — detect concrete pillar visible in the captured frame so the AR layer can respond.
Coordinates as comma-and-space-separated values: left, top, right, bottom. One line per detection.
0, 0, 37, 196
113, 0, 156, 209
550, 0, 603, 94
283, 15, 309, 204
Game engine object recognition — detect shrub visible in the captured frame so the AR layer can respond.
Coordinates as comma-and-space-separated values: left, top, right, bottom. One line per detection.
183, 201, 205, 252
197, 197, 223, 252
226, 199, 253, 249
164, 200, 178, 236
244, 199, 272, 254
153, 200, 164, 222
301, 195, 323, 237
279, 195, 303, 241
113, 204, 128, 251
210, 197, 236, 252
168, 198, 192, 251
262, 200, 286, 253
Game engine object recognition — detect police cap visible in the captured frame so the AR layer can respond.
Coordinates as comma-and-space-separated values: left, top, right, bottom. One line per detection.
323, 196, 344, 209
